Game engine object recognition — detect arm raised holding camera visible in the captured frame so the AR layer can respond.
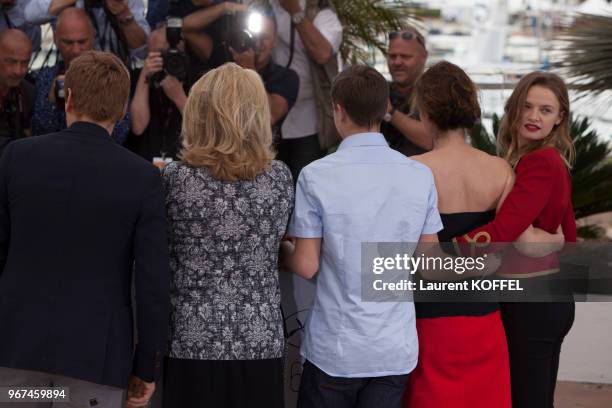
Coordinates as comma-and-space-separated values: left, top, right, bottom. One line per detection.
182, 1, 246, 32
106, 0, 147, 49
131, 51, 187, 135
47, 0, 77, 17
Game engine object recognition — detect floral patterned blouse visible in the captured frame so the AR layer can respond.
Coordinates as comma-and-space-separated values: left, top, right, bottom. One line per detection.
162, 160, 294, 361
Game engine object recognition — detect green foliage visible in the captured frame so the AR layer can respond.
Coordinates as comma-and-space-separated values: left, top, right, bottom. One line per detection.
467, 115, 500, 155
570, 117, 612, 221
332, 0, 416, 64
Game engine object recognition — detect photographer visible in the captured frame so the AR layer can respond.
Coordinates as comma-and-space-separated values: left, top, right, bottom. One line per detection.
0, 29, 34, 156
270, 0, 342, 182
128, 25, 198, 164
31, 7, 129, 143
181, 1, 249, 68
25, 0, 149, 62
230, 10, 298, 136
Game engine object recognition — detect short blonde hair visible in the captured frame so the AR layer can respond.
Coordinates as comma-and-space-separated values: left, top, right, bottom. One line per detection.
64, 51, 130, 123
180, 63, 274, 181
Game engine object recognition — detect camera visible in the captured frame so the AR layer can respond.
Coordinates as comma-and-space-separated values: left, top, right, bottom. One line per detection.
224, 9, 263, 54
149, 16, 188, 88
228, 25, 255, 54
55, 77, 66, 109
83, 0, 105, 9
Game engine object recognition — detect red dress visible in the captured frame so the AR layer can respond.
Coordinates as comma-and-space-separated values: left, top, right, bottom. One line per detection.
404, 211, 511, 408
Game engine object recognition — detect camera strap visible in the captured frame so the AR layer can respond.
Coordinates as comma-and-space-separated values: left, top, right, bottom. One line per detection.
2, 9, 13, 28
285, 23, 296, 69
86, 6, 130, 67
105, 9, 131, 66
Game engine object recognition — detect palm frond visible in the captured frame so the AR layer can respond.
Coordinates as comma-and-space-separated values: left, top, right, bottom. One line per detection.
570, 117, 612, 219
332, 0, 417, 64
468, 120, 496, 155
576, 224, 607, 240
551, 13, 612, 98
467, 114, 501, 156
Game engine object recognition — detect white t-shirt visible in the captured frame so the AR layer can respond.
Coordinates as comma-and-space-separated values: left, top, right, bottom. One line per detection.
271, 0, 342, 139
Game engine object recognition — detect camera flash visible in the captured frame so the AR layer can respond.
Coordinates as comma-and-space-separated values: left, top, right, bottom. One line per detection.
248, 12, 263, 35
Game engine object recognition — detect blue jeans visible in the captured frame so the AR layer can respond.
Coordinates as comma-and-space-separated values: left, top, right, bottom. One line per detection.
297, 360, 409, 408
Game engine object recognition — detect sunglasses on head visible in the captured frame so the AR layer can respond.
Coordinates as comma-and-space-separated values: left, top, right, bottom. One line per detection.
388, 31, 425, 48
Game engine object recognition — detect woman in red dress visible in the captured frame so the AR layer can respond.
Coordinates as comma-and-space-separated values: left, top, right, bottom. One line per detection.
453, 71, 576, 408
403, 61, 513, 408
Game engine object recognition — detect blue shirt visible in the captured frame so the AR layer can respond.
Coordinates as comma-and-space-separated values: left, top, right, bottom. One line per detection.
32, 65, 129, 144
288, 132, 443, 377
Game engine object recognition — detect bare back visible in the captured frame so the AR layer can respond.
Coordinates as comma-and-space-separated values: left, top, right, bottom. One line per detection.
413, 142, 513, 214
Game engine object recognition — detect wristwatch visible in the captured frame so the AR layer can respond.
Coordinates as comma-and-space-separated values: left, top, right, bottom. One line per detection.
291, 10, 306, 25
383, 106, 396, 123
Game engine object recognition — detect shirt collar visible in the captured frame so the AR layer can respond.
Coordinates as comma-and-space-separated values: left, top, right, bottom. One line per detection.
337, 132, 389, 151
66, 121, 112, 141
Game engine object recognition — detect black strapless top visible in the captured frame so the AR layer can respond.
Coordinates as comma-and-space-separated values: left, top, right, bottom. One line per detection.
415, 210, 500, 319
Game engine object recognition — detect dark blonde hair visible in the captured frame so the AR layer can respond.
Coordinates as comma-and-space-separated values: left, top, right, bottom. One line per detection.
180, 63, 274, 181
64, 51, 130, 123
497, 71, 575, 168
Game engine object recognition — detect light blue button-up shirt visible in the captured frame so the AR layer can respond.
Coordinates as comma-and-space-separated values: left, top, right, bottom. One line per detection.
288, 132, 443, 377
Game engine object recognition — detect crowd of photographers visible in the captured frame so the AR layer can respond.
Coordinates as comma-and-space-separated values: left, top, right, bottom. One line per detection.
1, 0, 347, 177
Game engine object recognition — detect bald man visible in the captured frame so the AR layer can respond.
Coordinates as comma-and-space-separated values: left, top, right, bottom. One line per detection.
0, 0, 41, 51
381, 26, 432, 157
31, 7, 130, 143
0, 29, 34, 156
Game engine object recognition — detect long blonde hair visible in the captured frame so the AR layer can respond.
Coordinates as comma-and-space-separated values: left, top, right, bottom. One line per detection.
497, 71, 575, 168
180, 63, 274, 181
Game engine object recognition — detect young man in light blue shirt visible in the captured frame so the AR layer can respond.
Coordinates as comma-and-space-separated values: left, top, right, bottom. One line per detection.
282, 65, 443, 408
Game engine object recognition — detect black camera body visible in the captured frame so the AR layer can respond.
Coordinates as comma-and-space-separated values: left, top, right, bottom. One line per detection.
150, 16, 189, 88
54, 77, 66, 109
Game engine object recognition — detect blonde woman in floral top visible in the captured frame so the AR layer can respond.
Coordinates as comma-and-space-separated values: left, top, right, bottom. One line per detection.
162, 63, 294, 408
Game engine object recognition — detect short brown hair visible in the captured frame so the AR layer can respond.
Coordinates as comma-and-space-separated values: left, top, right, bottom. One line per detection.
415, 61, 480, 131
331, 65, 389, 128
180, 63, 274, 181
64, 51, 130, 123
497, 71, 574, 168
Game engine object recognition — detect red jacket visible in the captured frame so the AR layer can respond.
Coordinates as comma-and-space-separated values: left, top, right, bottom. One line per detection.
453, 147, 576, 276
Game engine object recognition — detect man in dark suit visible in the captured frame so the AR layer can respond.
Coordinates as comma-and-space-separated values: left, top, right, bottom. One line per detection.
0, 51, 169, 408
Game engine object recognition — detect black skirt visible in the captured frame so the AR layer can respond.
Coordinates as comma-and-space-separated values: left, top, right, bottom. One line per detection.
163, 357, 285, 408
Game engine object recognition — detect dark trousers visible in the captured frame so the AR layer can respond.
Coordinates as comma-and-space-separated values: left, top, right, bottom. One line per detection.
162, 357, 284, 408
297, 360, 409, 408
276, 134, 323, 185
501, 301, 575, 408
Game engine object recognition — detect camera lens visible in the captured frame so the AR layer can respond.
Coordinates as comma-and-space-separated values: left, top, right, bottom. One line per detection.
228, 30, 254, 54
163, 49, 187, 81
